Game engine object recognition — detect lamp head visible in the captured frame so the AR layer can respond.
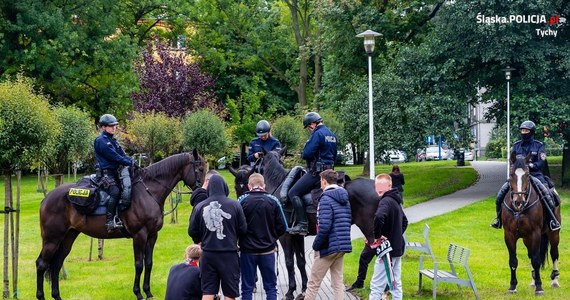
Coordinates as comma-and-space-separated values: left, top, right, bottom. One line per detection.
356, 30, 382, 54
503, 66, 516, 81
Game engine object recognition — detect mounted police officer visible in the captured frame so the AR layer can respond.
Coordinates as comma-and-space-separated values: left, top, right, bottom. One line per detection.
247, 120, 282, 169
287, 112, 337, 235
94, 114, 134, 232
491, 120, 561, 231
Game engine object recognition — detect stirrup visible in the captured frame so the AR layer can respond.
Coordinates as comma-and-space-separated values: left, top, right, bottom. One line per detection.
113, 216, 124, 228
490, 218, 502, 229
550, 220, 561, 231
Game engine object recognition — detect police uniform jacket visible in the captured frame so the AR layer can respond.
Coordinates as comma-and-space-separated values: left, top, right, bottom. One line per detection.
94, 131, 133, 171
373, 188, 408, 257
247, 136, 282, 162
238, 189, 288, 253
188, 175, 247, 252
312, 184, 352, 257
512, 137, 546, 183
301, 124, 337, 170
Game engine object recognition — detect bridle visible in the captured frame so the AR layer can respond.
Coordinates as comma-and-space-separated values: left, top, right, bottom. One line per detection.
184, 153, 204, 191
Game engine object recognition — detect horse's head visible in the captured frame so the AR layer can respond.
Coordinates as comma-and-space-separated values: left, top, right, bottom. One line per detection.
228, 164, 255, 197
508, 152, 532, 211
261, 146, 287, 168
183, 149, 206, 190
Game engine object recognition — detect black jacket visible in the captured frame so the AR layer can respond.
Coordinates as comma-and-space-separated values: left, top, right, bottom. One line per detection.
188, 175, 247, 252
238, 189, 288, 253
164, 263, 201, 300
189, 187, 207, 207
373, 188, 408, 257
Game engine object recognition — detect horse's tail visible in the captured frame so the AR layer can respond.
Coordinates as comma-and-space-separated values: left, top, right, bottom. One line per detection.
540, 233, 550, 269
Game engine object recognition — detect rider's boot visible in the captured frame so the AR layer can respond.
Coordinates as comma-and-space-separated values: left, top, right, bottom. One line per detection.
491, 182, 509, 229
532, 178, 561, 231
106, 196, 118, 232
288, 196, 308, 235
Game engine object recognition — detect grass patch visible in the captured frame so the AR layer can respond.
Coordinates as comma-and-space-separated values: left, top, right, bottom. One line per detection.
1, 160, 475, 299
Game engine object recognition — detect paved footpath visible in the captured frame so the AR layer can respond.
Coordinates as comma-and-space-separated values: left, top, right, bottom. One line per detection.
250, 161, 506, 300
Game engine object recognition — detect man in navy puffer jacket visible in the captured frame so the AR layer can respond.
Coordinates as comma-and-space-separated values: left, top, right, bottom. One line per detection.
304, 169, 352, 300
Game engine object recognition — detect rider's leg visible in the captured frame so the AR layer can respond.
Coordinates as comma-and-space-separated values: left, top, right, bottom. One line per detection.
287, 172, 318, 235
106, 185, 120, 232
531, 177, 561, 231
491, 182, 509, 229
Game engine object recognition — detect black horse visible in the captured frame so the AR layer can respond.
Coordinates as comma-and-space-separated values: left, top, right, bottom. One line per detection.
36, 151, 206, 300
230, 149, 378, 300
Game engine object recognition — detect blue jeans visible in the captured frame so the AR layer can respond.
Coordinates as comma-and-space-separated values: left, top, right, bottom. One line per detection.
240, 252, 277, 300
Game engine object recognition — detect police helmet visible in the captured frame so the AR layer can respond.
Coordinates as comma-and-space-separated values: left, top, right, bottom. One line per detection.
99, 114, 119, 126
303, 112, 322, 128
520, 120, 536, 133
255, 120, 271, 137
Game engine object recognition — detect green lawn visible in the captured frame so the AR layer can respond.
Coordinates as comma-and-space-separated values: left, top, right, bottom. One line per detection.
0, 160, 499, 299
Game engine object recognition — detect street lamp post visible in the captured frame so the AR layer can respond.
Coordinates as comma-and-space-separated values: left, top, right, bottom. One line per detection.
503, 66, 515, 178
357, 29, 381, 179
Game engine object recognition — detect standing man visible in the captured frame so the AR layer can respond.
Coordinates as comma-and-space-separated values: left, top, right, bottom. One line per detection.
288, 112, 338, 235
369, 173, 408, 300
238, 173, 288, 300
304, 169, 352, 300
189, 170, 219, 207
248, 120, 282, 164
188, 175, 247, 300
94, 113, 134, 232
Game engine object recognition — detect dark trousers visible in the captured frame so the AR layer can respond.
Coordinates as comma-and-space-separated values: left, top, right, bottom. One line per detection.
288, 171, 320, 200
240, 252, 277, 300
355, 243, 376, 285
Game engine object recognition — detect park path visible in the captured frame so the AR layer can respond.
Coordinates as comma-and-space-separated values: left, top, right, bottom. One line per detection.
251, 161, 506, 300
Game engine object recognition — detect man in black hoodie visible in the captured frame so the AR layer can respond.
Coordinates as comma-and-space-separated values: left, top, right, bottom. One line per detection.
188, 175, 247, 300
189, 170, 219, 207
369, 173, 408, 300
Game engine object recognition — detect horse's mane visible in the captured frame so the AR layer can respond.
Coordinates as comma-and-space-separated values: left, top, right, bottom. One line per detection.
143, 153, 189, 179
512, 155, 527, 170
262, 151, 288, 184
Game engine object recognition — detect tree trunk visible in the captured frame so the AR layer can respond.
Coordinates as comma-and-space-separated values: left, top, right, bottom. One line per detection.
3, 170, 11, 298
561, 143, 570, 187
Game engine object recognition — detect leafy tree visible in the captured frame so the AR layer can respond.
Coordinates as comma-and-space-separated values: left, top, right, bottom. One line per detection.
126, 112, 181, 163
47, 106, 96, 174
132, 39, 221, 117
272, 115, 305, 152
181, 110, 228, 165
0, 75, 60, 171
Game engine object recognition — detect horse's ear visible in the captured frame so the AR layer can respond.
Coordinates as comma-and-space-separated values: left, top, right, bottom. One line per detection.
262, 147, 267, 155
510, 151, 517, 165
247, 166, 255, 176
524, 152, 532, 165
228, 165, 238, 176
192, 149, 199, 160
279, 146, 287, 157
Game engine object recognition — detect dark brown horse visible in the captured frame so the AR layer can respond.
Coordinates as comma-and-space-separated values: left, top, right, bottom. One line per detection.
36, 151, 206, 300
501, 153, 561, 295
230, 149, 378, 300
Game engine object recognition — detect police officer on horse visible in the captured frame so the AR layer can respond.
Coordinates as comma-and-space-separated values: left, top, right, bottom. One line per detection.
287, 112, 338, 235
247, 120, 282, 165
94, 114, 134, 232
491, 120, 561, 231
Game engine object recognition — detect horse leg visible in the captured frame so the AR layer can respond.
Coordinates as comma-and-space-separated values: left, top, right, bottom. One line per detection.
505, 236, 518, 293
549, 232, 560, 288
142, 233, 158, 299
132, 233, 148, 300
525, 235, 544, 295
292, 235, 307, 299
279, 235, 296, 300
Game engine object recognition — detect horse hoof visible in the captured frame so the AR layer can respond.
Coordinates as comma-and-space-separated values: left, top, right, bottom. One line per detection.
507, 289, 517, 294
552, 281, 560, 288
530, 282, 536, 288
295, 292, 305, 300
535, 290, 544, 296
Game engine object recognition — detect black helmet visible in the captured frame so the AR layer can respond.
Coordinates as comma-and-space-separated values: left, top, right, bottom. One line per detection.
255, 120, 271, 137
99, 114, 118, 126
520, 120, 536, 133
303, 112, 322, 128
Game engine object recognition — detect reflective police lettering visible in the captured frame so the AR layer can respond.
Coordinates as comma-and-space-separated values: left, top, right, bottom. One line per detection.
325, 136, 336, 143
69, 188, 90, 197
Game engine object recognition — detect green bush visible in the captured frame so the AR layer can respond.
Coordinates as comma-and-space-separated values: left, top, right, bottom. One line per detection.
272, 115, 305, 153
127, 112, 181, 163
182, 110, 228, 163
485, 138, 504, 158
0, 75, 60, 170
